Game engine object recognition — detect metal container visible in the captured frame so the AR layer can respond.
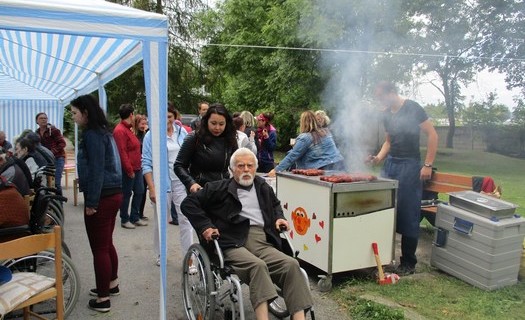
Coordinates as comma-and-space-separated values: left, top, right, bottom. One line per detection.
276, 172, 398, 290
431, 203, 525, 290
449, 191, 518, 221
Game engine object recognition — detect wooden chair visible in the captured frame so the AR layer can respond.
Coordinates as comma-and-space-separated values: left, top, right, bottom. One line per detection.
0, 226, 64, 320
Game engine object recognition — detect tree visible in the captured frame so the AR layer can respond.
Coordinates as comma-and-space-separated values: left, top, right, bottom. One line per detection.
405, 0, 489, 148
423, 102, 449, 125
195, 0, 417, 150
477, 0, 525, 98
102, 0, 210, 115
512, 99, 525, 125
195, 0, 325, 147
461, 92, 511, 126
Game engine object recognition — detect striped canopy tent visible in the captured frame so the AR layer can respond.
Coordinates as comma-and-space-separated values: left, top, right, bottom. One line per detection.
0, 0, 170, 318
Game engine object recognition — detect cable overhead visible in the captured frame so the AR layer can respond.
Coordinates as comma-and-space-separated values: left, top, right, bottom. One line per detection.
199, 43, 525, 63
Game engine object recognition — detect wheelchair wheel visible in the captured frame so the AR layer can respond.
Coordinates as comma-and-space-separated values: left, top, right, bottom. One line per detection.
42, 211, 64, 240
48, 199, 65, 225
268, 286, 289, 319
3, 250, 80, 318
182, 244, 216, 320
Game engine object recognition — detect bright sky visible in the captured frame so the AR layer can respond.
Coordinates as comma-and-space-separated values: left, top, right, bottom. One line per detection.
414, 70, 522, 110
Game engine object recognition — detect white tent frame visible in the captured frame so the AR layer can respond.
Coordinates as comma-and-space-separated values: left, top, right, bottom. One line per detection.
0, 1, 169, 318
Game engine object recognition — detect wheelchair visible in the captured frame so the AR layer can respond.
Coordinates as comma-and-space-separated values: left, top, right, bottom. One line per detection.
181, 228, 316, 320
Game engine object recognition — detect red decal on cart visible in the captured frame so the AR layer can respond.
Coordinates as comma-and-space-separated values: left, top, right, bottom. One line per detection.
290, 230, 294, 239
291, 207, 311, 236
312, 212, 317, 219
283, 203, 288, 210
315, 234, 321, 243
319, 221, 324, 229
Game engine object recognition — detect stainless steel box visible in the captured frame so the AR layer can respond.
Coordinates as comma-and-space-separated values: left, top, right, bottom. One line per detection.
431, 203, 525, 290
448, 191, 518, 220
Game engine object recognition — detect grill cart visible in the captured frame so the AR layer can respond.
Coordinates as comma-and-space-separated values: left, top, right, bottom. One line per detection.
276, 172, 398, 291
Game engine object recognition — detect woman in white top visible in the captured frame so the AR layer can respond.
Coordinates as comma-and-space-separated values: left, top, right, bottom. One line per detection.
233, 116, 257, 154
142, 105, 194, 265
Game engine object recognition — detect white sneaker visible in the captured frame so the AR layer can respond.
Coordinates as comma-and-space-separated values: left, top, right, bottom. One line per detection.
134, 219, 148, 227
156, 256, 161, 267
121, 222, 136, 229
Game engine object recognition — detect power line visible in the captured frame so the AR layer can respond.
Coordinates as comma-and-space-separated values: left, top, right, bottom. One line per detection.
200, 42, 525, 63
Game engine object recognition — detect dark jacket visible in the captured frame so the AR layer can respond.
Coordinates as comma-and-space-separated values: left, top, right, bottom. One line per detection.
77, 129, 122, 208
256, 126, 277, 167
0, 157, 32, 196
36, 125, 66, 159
174, 132, 236, 192
181, 176, 285, 250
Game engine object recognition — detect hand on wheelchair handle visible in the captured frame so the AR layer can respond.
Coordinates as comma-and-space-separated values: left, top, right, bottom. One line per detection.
276, 219, 289, 232
202, 227, 220, 242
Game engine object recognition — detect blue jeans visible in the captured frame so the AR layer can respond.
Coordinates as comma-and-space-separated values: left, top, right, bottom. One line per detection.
55, 157, 65, 196
120, 169, 145, 224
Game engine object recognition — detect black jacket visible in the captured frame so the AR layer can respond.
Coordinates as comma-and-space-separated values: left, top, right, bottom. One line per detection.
174, 132, 236, 192
181, 176, 285, 250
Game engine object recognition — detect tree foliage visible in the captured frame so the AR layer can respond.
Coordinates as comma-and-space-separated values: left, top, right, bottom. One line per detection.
195, 0, 325, 147
403, 0, 489, 148
512, 99, 525, 125
195, 0, 417, 148
461, 93, 511, 126
98, 0, 522, 150
477, 0, 525, 97
103, 0, 209, 116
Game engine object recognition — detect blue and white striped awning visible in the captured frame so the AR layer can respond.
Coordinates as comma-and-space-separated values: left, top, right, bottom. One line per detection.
0, 1, 170, 318
0, 0, 166, 139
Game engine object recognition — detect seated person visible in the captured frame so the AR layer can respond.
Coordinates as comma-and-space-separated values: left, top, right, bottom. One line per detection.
20, 131, 55, 167
181, 147, 313, 320
0, 150, 32, 196
15, 138, 41, 177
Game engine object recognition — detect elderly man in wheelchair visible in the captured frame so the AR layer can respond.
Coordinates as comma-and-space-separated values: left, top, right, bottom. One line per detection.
181, 147, 313, 320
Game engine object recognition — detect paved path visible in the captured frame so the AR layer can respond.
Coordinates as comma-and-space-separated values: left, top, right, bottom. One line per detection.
61, 182, 350, 319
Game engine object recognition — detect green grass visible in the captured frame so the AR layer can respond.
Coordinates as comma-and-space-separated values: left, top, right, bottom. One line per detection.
332, 275, 525, 320
323, 149, 525, 319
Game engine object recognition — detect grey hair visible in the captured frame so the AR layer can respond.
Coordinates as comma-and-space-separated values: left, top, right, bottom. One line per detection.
230, 147, 258, 170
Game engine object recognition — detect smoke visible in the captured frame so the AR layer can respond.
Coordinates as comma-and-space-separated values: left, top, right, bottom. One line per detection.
297, 0, 404, 172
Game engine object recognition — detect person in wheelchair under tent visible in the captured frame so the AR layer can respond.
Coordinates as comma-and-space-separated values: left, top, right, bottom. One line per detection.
181, 147, 313, 320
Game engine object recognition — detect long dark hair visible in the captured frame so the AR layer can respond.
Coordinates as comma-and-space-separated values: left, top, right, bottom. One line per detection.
196, 103, 237, 148
70, 95, 110, 132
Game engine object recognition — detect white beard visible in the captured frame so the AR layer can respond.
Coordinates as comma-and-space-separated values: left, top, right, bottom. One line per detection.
237, 173, 254, 187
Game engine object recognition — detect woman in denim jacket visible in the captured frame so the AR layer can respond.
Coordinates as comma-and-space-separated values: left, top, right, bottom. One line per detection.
70, 95, 123, 313
269, 111, 344, 176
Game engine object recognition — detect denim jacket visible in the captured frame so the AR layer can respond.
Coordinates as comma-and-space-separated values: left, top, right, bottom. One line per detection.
275, 132, 344, 172
142, 123, 187, 193
77, 129, 122, 208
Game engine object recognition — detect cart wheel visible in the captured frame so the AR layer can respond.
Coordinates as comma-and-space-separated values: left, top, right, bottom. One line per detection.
317, 275, 332, 292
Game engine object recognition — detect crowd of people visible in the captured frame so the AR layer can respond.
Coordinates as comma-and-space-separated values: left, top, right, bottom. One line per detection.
0, 80, 437, 318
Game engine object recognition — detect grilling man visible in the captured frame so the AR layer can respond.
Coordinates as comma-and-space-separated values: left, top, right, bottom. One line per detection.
369, 81, 438, 276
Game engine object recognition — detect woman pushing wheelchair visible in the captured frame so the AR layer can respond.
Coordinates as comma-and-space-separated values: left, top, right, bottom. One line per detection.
181, 148, 313, 320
